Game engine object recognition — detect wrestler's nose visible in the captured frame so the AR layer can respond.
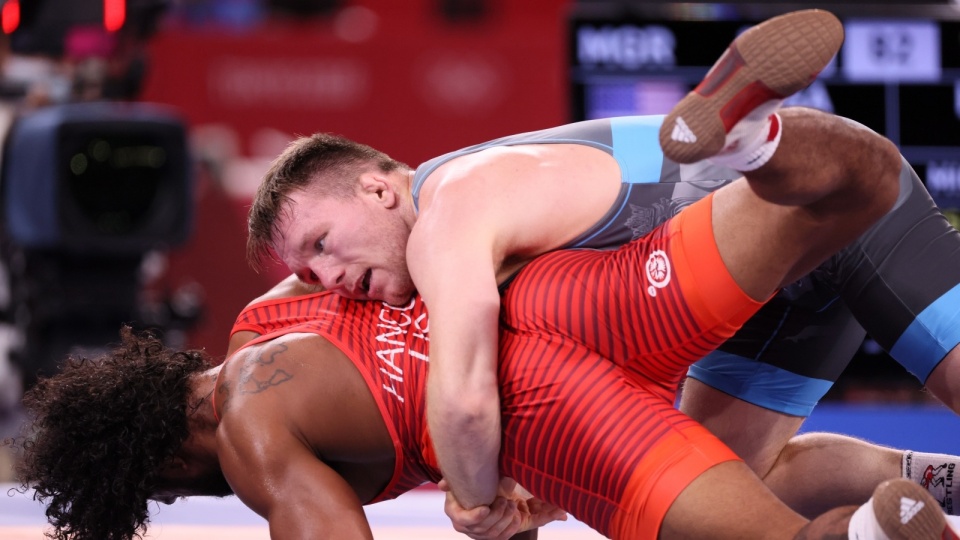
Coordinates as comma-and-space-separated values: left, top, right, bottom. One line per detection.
311, 260, 346, 291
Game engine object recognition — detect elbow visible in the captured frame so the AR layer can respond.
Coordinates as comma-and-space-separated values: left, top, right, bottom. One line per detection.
431, 385, 500, 433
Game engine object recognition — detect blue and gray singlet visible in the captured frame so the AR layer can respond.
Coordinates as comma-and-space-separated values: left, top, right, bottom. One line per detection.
411, 115, 960, 416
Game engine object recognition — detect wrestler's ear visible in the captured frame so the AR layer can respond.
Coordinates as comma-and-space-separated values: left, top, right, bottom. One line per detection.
358, 172, 399, 209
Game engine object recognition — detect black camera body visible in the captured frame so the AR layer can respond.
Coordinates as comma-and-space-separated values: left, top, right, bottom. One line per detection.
3, 101, 192, 254
0, 101, 193, 386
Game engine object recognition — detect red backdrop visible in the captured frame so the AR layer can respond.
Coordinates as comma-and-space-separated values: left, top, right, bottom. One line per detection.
138, 0, 572, 357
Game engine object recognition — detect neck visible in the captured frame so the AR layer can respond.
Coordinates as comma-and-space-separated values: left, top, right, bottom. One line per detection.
401, 169, 419, 223
187, 369, 223, 455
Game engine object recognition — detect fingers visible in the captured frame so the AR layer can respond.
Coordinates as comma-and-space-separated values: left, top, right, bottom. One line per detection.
445, 491, 523, 540
498, 476, 518, 495
440, 477, 567, 540
526, 497, 568, 524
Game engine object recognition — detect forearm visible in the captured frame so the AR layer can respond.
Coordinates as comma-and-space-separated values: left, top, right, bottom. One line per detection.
428, 381, 502, 508
409, 224, 508, 510
269, 513, 374, 540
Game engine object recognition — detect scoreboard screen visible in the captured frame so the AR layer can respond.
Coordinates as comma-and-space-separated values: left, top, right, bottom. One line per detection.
569, 3, 960, 221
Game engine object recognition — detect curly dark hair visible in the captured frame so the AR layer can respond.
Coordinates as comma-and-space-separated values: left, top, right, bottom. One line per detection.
8, 326, 210, 540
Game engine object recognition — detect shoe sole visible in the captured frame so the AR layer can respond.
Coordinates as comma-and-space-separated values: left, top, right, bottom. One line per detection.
873, 478, 958, 540
659, 9, 844, 164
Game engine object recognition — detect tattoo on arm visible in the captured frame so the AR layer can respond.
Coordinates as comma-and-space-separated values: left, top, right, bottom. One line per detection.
239, 343, 294, 394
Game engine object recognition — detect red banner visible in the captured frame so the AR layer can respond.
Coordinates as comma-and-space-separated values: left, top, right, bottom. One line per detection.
139, 0, 571, 353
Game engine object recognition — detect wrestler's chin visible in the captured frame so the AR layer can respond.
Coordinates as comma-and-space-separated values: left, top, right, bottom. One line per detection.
377, 284, 417, 307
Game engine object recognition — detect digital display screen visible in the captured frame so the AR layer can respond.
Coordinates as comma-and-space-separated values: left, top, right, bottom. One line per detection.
569, 8, 960, 214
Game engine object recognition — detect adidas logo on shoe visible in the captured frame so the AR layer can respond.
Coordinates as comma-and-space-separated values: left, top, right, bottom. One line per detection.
658, 9, 843, 164
900, 496, 925, 524
670, 117, 697, 143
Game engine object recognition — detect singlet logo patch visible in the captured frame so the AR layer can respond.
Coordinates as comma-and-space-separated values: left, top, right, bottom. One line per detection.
645, 249, 671, 296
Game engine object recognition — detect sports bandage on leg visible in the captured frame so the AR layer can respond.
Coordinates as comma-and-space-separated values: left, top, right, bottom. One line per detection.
903, 451, 960, 515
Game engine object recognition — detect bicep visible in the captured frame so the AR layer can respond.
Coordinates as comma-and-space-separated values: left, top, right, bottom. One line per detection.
265, 455, 374, 540
219, 423, 373, 540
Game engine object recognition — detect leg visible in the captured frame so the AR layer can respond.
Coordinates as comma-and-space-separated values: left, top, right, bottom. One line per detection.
665, 462, 955, 540
680, 379, 902, 517
823, 158, 960, 402
710, 109, 900, 301
683, 378, 960, 519
926, 345, 960, 414
496, 311, 954, 538
660, 460, 808, 539
767, 433, 904, 516
679, 379, 805, 476
681, 145, 960, 514
661, 10, 901, 301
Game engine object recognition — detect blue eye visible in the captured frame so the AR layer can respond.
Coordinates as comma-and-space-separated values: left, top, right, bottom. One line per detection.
314, 237, 325, 253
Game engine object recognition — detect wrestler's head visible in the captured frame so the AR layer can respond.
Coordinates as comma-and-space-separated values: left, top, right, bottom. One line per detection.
248, 133, 417, 306
9, 327, 230, 540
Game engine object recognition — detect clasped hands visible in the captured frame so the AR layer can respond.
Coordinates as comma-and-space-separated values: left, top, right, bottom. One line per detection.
439, 476, 568, 540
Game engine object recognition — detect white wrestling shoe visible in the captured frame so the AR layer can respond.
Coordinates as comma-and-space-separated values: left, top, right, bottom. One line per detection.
659, 9, 844, 167
854, 478, 960, 540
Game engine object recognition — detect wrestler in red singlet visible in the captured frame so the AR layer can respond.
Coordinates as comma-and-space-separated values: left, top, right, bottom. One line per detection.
232, 194, 761, 539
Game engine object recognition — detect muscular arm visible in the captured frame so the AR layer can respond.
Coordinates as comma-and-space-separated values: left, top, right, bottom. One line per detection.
220, 424, 374, 540
216, 339, 377, 539
408, 200, 503, 510
409, 146, 620, 511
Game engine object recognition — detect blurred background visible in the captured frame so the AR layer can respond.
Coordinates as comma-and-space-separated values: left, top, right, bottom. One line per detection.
0, 0, 958, 488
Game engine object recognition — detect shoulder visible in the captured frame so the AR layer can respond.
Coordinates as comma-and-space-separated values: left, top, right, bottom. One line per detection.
219, 333, 355, 410
217, 334, 320, 420
248, 274, 324, 307
416, 146, 552, 222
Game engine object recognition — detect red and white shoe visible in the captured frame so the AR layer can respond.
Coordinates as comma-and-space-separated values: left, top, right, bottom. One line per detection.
870, 478, 960, 540
659, 9, 844, 165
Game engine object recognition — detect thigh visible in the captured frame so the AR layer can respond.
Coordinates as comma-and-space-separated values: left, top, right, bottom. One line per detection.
660, 460, 808, 540
829, 159, 960, 383
687, 291, 866, 417
679, 378, 806, 476
501, 194, 765, 398
497, 332, 742, 539
681, 158, 958, 422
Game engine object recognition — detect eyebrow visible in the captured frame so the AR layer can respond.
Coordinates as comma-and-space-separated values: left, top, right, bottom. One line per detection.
277, 225, 314, 261
297, 235, 313, 257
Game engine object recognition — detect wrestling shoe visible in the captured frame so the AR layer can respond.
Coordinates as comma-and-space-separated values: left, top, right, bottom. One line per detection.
871, 478, 960, 540
659, 9, 843, 165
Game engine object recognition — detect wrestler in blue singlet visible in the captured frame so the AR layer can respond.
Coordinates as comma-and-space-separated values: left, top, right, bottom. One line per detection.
412, 115, 960, 416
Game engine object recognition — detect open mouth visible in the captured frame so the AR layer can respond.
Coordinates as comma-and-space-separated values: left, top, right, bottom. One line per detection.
361, 268, 372, 294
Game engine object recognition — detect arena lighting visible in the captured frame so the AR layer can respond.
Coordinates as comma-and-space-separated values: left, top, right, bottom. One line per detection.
1, 0, 20, 34
104, 0, 124, 31
2, 101, 192, 255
